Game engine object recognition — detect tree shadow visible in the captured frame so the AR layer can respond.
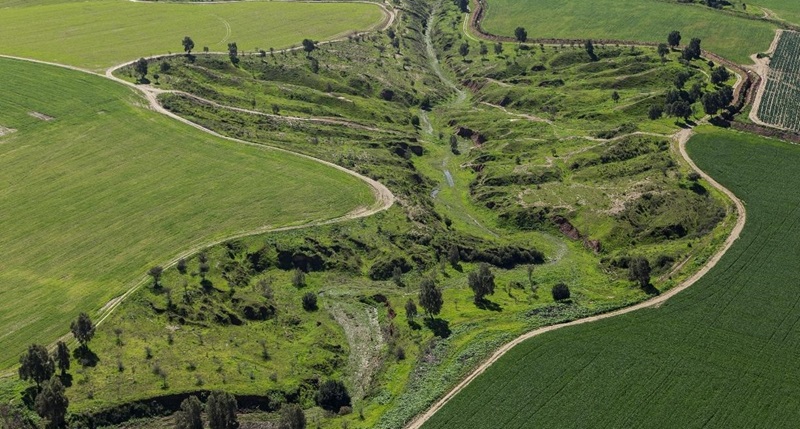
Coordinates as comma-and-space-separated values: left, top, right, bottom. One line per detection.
642, 283, 661, 296
137, 77, 151, 85
58, 372, 73, 388
475, 299, 503, 312
73, 346, 99, 368
424, 318, 451, 338
407, 320, 421, 330
21, 386, 38, 409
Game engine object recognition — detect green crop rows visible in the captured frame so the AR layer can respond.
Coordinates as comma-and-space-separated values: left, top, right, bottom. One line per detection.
757, 31, 800, 131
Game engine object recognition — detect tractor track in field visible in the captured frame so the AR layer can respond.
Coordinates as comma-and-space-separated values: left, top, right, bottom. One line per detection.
0, 0, 397, 375
405, 127, 746, 429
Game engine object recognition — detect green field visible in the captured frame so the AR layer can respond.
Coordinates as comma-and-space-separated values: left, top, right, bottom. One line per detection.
0, 0, 383, 70
0, 57, 374, 369
480, 0, 777, 63
753, 0, 800, 25
756, 30, 800, 131
424, 127, 800, 428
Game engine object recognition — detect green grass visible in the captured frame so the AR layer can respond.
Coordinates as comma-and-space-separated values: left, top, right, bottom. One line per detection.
424, 126, 800, 428
0, 0, 383, 70
752, 0, 800, 25
480, 0, 777, 63
0, 57, 374, 369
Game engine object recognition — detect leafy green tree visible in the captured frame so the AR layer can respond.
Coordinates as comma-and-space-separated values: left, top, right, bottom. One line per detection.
459, 42, 470, 59
0, 404, 32, 429
182, 36, 195, 55
514, 27, 527, 43
711, 66, 730, 85
316, 380, 351, 412
657, 43, 669, 59
447, 245, 460, 267
70, 312, 95, 348
494, 42, 504, 55
279, 403, 306, 429
611, 91, 620, 103
418, 278, 443, 318
628, 257, 652, 289
479, 42, 488, 58
468, 263, 496, 303
584, 39, 595, 60
134, 57, 148, 81
551, 283, 571, 301
301, 292, 318, 311
34, 378, 68, 429
174, 396, 203, 429
666, 100, 692, 120
682, 38, 702, 61
405, 299, 418, 320
177, 258, 188, 275
228, 42, 239, 64
53, 341, 69, 376
648, 104, 664, 120
457, 0, 469, 12
668, 30, 682, 48
302, 39, 316, 56
18, 344, 54, 388
207, 391, 238, 429
702, 92, 722, 115
148, 265, 163, 288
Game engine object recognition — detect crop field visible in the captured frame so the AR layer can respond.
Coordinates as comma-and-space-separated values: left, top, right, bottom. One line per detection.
423, 127, 800, 428
756, 31, 800, 132
0, 0, 383, 70
480, 0, 777, 63
0, 58, 374, 369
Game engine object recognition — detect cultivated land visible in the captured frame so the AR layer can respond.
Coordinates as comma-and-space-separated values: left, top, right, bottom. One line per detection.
756, 30, 800, 131
0, 57, 375, 369
423, 127, 800, 428
479, 0, 777, 63
0, 0, 383, 70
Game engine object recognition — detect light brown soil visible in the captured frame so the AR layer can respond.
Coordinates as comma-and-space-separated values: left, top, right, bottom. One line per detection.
750, 30, 786, 128
404, 128, 746, 429
28, 111, 54, 121
0, 126, 16, 137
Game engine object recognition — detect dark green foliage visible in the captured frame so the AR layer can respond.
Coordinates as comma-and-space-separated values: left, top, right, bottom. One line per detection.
35, 378, 68, 429
405, 299, 418, 320
710, 66, 730, 85
292, 268, 306, 288
302, 38, 316, 56
457, 0, 469, 13
368, 257, 412, 280
611, 90, 620, 103
514, 27, 527, 43
447, 244, 460, 267
551, 283, 570, 301
175, 396, 203, 429
668, 30, 682, 47
207, 391, 238, 429
682, 38, 702, 61
628, 257, 652, 288
176, 258, 187, 274
459, 42, 470, 59
279, 403, 306, 429
182, 36, 194, 55
0, 405, 33, 429
494, 42, 503, 55
468, 263, 496, 303
665, 99, 692, 119
148, 265, 163, 288
648, 104, 663, 120
302, 292, 318, 311
134, 57, 148, 81
615, 190, 725, 242
316, 380, 351, 412
657, 43, 669, 58
227, 42, 239, 65
18, 344, 54, 387
419, 278, 443, 318
70, 312, 95, 347
53, 341, 69, 376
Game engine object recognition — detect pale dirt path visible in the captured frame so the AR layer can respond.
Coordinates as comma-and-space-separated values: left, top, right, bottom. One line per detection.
0, 1, 397, 372
749, 30, 786, 128
404, 127, 746, 429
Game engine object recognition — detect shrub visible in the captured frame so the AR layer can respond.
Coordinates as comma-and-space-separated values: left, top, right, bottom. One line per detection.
552, 283, 571, 301
316, 380, 351, 411
302, 292, 318, 311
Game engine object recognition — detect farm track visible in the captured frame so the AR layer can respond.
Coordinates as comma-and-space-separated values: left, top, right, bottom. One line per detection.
0, 0, 397, 375
405, 127, 747, 429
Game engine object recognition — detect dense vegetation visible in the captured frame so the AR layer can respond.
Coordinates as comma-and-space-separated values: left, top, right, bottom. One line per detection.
424, 127, 800, 428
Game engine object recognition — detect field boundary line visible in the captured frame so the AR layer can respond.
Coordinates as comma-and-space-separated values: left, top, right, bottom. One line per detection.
404, 128, 746, 429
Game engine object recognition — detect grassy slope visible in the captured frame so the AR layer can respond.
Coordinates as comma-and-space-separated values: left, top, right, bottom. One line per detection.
753, 0, 800, 25
480, 0, 776, 63
0, 58, 373, 368
0, 0, 383, 70
423, 127, 800, 428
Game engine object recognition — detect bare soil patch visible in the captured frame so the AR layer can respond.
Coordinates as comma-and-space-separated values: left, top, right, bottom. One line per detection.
0, 126, 16, 137
28, 111, 54, 121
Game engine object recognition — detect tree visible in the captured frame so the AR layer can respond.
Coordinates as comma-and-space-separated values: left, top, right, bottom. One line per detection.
34, 378, 68, 429
227, 42, 239, 64
292, 268, 306, 288
18, 344, 54, 388
611, 91, 620, 103
494, 42, 504, 55
479, 42, 488, 58
134, 57, 148, 82
674, 71, 690, 89
702, 92, 722, 115
447, 245, 460, 267
182, 36, 195, 55
657, 43, 669, 60
302, 292, 318, 311
405, 299, 418, 320
682, 38, 702, 61
279, 403, 306, 429
53, 341, 69, 376
648, 104, 664, 120
457, 0, 469, 12
418, 278, 443, 318
392, 265, 404, 287
148, 265, 163, 288
711, 66, 730, 85
177, 258, 188, 275
316, 380, 351, 412
175, 396, 203, 429
514, 27, 527, 44
667, 30, 682, 48
302, 39, 316, 56
551, 283, 571, 301
459, 42, 470, 59
0, 404, 33, 429
584, 39, 596, 60
666, 100, 692, 120
207, 391, 238, 429
70, 312, 95, 348
628, 257, 652, 289
467, 263, 496, 303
